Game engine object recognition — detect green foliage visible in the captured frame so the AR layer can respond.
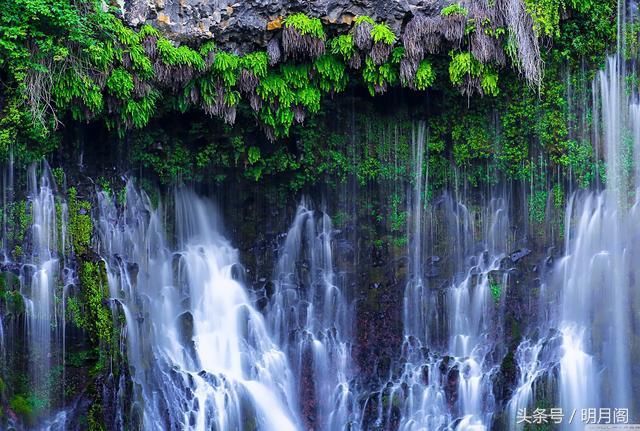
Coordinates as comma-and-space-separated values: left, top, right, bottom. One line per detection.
156, 38, 205, 69
362, 57, 398, 96
441, 4, 469, 17
553, 183, 564, 209
389, 194, 407, 233
451, 117, 493, 166
283, 13, 325, 39
240, 51, 268, 78
529, 190, 548, 224
79, 260, 112, 345
10, 395, 33, 419
9, 393, 45, 423
106, 68, 134, 100
371, 23, 396, 45
247, 146, 261, 165
67, 187, 92, 256
331, 34, 355, 60
448, 52, 499, 96
524, 0, 564, 37
414, 60, 436, 90
490, 281, 501, 303
314, 54, 348, 92
212, 51, 240, 87
354, 16, 375, 26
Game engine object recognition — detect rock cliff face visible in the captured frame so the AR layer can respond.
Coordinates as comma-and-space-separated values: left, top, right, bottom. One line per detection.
122, 0, 447, 50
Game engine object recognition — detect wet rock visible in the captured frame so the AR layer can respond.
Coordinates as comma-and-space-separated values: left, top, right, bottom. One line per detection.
510, 248, 531, 263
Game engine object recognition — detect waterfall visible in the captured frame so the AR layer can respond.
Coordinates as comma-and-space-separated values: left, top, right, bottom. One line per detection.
267, 200, 357, 431
20, 163, 69, 415
97, 183, 299, 431
383, 120, 515, 430
552, 53, 638, 426
403, 122, 428, 341
506, 41, 640, 431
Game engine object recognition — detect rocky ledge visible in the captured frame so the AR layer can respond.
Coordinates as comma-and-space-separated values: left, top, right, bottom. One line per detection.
122, 0, 448, 50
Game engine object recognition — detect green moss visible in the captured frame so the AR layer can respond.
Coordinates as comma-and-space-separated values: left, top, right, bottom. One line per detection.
68, 187, 92, 256
78, 260, 112, 345
8, 394, 45, 423
87, 401, 105, 431
490, 281, 501, 304
529, 190, 548, 224
9, 395, 33, 418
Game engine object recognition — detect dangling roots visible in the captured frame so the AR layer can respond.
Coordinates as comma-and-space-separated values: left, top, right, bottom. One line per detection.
293, 105, 306, 123
441, 14, 466, 46
348, 53, 362, 69
353, 21, 373, 51
204, 50, 216, 68
267, 37, 282, 66
238, 69, 259, 94
403, 15, 443, 62
370, 42, 392, 65
496, 0, 542, 85
469, 1, 506, 65
122, 52, 132, 69
133, 75, 152, 97
202, 82, 236, 124
282, 27, 325, 60
142, 36, 157, 59
400, 58, 419, 88
249, 93, 262, 112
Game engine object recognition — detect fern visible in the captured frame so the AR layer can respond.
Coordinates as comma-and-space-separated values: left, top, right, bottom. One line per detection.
480, 69, 499, 96
371, 23, 396, 45
106, 68, 134, 99
441, 4, 469, 17
362, 57, 398, 96
121, 90, 160, 129
295, 86, 321, 113
354, 15, 375, 25
283, 13, 325, 39
314, 54, 348, 93
414, 60, 436, 90
156, 38, 206, 70
281, 64, 311, 88
240, 51, 268, 78
211, 51, 239, 87
331, 34, 355, 60
257, 73, 295, 107
449, 51, 499, 96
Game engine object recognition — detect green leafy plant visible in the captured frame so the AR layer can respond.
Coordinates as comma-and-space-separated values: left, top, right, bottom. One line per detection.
371, 23, 396, 45
441, 4, 469, 17
414, 60, 436, 90
331, 34, 355, 60
283, 13, 325, 39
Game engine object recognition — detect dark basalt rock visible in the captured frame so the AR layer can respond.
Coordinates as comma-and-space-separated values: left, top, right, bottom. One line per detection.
122, 0, 448, 50
510, 247, 531, 263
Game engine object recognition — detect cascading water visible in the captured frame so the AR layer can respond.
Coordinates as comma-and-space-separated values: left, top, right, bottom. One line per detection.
506, 18, 640, 427
552, 52, 639, 426
18, 163, 73, 418
384, 122, 517, 431
267, 200, 358, 431
96, 182, 299, 430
